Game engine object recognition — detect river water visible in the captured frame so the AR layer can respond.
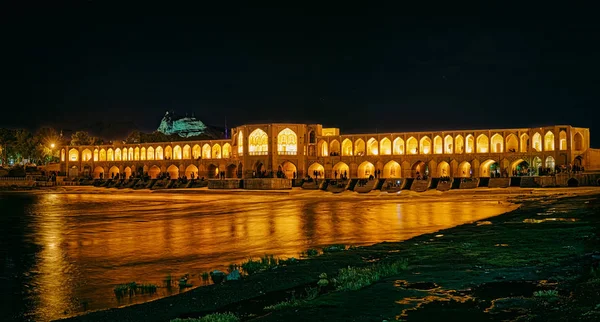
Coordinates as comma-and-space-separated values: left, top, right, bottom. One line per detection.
0, 191, 513, 321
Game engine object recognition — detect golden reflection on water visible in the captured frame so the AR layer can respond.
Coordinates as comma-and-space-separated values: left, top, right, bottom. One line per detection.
25, 193, 513, 321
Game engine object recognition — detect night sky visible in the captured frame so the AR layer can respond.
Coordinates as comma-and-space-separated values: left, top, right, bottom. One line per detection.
2, 5, 599, 145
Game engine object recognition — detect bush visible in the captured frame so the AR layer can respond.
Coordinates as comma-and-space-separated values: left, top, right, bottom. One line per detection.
170, 312, 239, 322
336, 259, 409, 291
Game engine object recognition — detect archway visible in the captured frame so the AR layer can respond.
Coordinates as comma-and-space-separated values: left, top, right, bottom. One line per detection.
532, 157, 542, 175
148, 165, 161, 179
318, 140, 328, 156
412, 161, 426, 178
354, 139, 365, 156
479, 159, 498, 178
277, 128, 297, 155
455, 135, 464, 154
147, 147, 155, 160
124, 167, 132, 179
434, 136, 443, 154
419, 136, 431, 154
329, 140, 340, 155
93, 166, 104, 179
185, 164, 199, 179
109, 166, 120, 179
342, 139, 353, 156
222, 143, 231, 158
155, 146, 164, 160
253, 161, 265, 177
506, 134, 518, 152
202, 144, 211, 159
491, 134, 503, 153
357, 161, 374, 178
332, 162, 349, 179
308, 163, 325, 179
279, 161, 297, 179
574, 132, 583, 150
165, 146, 173, 160
466, 135, 474, 153
249, 128, 269, 155
393, 137, 404, 155
226, 164, 237, 178
545, 156, 555, 172
183, 145, 191, 159
166, 165, 179, 179
212, 144, 222, 159
477, 134, 489, 153
544, 131, 555, 151
559, 131, 567, 150
444, 135, 453, 154
532, 133, 542, 152
520, 134, 529, 152
82, 165, 91, 177
192, 145, 201, 159
510, 159, 529, 176
237, 162, 243, 178
173, 145, 182, 159
380, 138, 391, 155
207, 164, 219, 178
115, 148, 122, 161
81, 149, 92, 162
383, 161, 401, 178
140, 147, 146, 160
437, 161, 450, 178
69, 148, 79, 161
367, 138, 378, 155
458, 161, 471, 178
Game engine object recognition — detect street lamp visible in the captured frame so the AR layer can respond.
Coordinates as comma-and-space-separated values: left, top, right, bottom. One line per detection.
50, 143, 55, 149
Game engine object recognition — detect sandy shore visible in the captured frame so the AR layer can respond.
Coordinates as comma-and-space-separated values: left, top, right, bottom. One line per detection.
54, 187, 600, 322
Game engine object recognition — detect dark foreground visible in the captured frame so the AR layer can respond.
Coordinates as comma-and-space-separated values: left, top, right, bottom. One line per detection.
60, 193, 600, 322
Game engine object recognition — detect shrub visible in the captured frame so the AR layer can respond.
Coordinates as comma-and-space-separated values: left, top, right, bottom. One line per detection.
170, 312, 239, 322
322, 244, 346, 253
336, 258, 409, 291
533, 290, 559, 298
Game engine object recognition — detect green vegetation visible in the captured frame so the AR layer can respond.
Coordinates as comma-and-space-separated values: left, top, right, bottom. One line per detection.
201, 272, 210, 282
164, 274, 172, 288
170, 312, 239, 322
335, 258, 409, 291
241, 254, 280, 275
533, 290, 559, 298
303, 248, 318, 257
322, 244, 346, 253
264, 287, 319, 311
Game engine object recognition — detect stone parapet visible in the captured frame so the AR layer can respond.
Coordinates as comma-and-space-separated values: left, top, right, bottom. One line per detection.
208, 179, 243, 189
243, 178, 292, 190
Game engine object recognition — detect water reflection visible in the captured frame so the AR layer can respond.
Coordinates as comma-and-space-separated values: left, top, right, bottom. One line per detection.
0, 193, 513, 321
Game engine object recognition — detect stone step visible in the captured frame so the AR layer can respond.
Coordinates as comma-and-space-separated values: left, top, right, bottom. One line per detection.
489, 178, 510, 188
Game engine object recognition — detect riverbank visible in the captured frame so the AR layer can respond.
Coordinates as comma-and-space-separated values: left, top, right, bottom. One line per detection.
57, 189, 600, 322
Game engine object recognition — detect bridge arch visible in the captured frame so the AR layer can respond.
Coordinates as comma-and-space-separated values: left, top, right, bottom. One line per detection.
357, 161, 375, 178
380, 138, 391, 155
393, 137, 404, 155
383, 161, 401, 178
437, 161, 450, 177
458, 161, 471, 178
367, 138, 378, 155
333, 162, 349, 178
167, 165, 179, 179
308, 162, 325, 178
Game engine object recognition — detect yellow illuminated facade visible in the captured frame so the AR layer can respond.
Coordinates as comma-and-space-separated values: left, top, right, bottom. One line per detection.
61, 124, 598, 179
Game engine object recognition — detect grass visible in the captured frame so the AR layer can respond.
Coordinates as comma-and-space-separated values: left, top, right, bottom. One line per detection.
336, 258, 409, 291
170, 312, 239, 322
322, 244, 346, 253
241, 254, 280, 275
264, 287, 319, 311
533, 290, 559, 298
114, 282, 158, 298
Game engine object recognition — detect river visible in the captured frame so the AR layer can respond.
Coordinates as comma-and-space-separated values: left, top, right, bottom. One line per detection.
0, 191, 514, 321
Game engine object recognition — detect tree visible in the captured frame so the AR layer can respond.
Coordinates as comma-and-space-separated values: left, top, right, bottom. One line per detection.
0, 128, 16, 166
125, 130, 141, 144
35, 127, 60, 164
70, 131, 93, 145
15, 129, 40, 163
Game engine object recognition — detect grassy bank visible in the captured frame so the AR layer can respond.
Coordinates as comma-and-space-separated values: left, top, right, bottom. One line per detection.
59, 192, 600, 322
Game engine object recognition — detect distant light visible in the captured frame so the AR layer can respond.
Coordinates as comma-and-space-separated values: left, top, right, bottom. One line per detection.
50, 143, 56, 148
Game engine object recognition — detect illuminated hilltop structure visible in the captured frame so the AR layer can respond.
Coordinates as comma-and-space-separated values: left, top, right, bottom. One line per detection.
60, 123, 600, 182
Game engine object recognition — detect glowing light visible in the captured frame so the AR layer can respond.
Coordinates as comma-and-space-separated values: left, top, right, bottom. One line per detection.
50, 143, 55, 149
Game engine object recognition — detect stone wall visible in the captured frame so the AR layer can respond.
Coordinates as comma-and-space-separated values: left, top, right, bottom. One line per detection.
489, 178, 510, 188
243, 178, 292, 190
459, 178, 479, 189
208, 179, 243, 189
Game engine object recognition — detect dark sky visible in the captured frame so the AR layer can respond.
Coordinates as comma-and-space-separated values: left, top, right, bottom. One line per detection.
2, 4, 599, 145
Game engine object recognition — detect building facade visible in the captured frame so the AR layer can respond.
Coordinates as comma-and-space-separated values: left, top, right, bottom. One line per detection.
60, 124, 599, 180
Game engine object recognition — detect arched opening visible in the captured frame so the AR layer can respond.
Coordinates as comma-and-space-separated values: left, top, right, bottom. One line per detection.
380, 138, 391, 155
544, 131, 555, 151
444, 135, 453, 154
458, 161, 471, 178
520, 133, 530, 152
366, 138, 378, 155
140, 147, 146, 160
342, 139, 353, 156
383, 161, 401, 178
237, 130, 244, 155
128, 148, 134, 161
476, 134, 489, 153
124, 167, 132, 179
567, 178, 579, 187
192, 145, 201, 159
81, 149, 92, 162
147, 147, 155, 160
165, 146, 173, 160
437, 161, 450, 178
419, 136, 431, 154
532, 157, 542, 175
222, 143, 231, 158
134, 147, 140, 160
573, 155, 583, 168
455, 135, 464, 154
354, 139, 366, 156
308, 163, 325, 179
330, 140, 340, 156
185, 164, 198, 179
207, 164, 219, 178
226, 164, 237, 178
545, 156, 555, 172
466, 135, 474, 153
212, 144, 222, 159
61, 149, 65, 162
574, 132, 583, 150
93, 149, 99, 161
332, 162, 349, 179
99, 149, 106, 161
510, 159, 529, 176
357, 161, 374, 178
277, 128, 297, 155
69, 148, 79, 161
559, 131, 567, 150
491, 134, 503, 153
393, 137, 404, 155
412, 161, 427, 178
167, 165, 179, 179
309, 131, 316, 144
202, 144, 211, 159
532, 133, 542, 152
155, 146, 164, 160
279, 161, 297, 179
148, 165, 161, 179
173, 145, 182, 159
249, 128, 269, 155
318, 140, 328, 156
253, 161, 265, 177
506, 134, 518, 152
433, 136, 443, 154
182, 145, 191, 159
115, 148, 122, 161
93, 166, 104, 179
479, 159, 498, 178
109, 166, 120, 179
